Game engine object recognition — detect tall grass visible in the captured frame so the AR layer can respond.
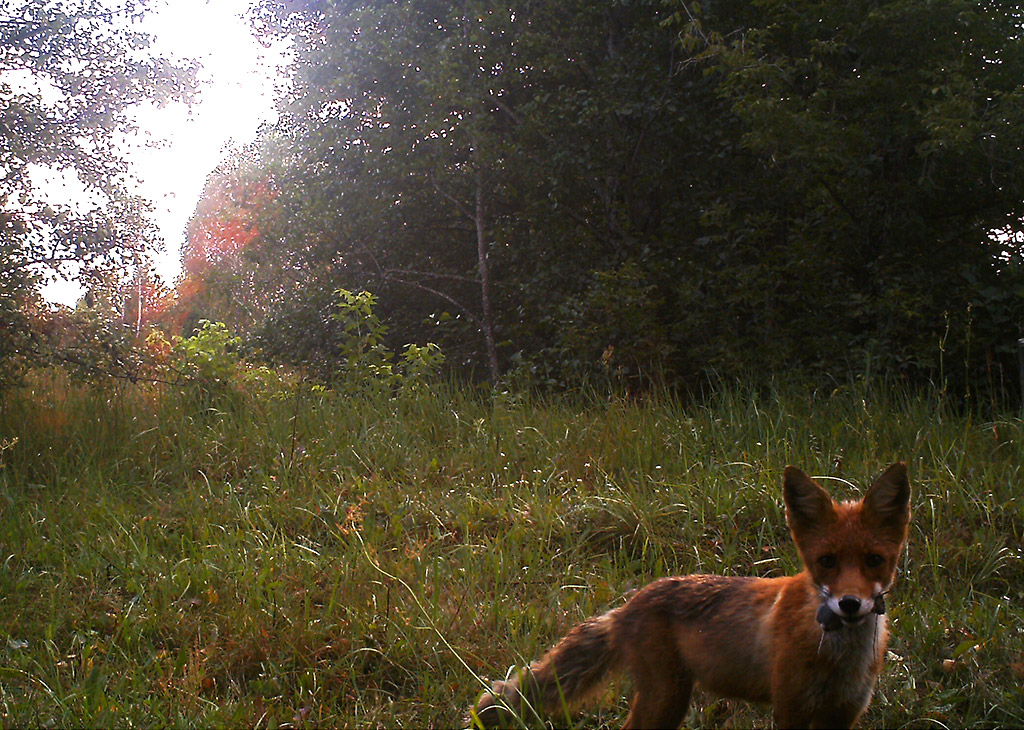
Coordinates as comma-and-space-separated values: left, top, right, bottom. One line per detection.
0, 372, 1021, 727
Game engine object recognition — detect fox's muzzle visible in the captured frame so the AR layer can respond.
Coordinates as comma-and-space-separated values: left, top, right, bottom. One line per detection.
817, 592, 887, 632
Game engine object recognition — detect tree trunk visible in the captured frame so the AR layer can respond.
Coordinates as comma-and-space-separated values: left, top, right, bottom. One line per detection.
136, 261, 143, 338
473, 169, 500, 384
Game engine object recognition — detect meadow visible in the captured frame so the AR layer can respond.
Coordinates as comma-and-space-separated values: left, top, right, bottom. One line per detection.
0, 372, 1022, 728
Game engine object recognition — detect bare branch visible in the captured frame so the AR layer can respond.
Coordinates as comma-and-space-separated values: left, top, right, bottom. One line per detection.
382, 271, 482, 328
383, 267, 479, 285
429, 172, 475, 222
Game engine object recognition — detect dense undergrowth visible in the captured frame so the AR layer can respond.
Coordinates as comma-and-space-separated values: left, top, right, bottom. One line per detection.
0, 372, 1022, 727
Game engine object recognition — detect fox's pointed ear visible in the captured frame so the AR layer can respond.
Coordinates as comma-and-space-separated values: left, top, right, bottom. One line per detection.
863, 462, 911, 528
784, 466, 835, 533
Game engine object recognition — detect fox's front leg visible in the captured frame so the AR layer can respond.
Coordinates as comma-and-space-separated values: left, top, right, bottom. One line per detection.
771, 688, 865, 730
770, 699, 812, 729
770, 648, 817, 729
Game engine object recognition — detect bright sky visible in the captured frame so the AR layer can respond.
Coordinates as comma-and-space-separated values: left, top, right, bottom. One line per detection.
41, 0, 290, 306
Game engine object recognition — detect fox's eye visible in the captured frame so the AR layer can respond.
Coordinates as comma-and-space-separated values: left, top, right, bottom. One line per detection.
866, 553, 884, 568
818, 555, 837, 569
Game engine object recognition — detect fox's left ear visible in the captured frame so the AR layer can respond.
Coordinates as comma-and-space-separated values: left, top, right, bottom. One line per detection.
863, 462, 911, 528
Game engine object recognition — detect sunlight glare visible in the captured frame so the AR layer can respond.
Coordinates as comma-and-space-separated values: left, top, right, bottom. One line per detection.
42, 0, 290, 306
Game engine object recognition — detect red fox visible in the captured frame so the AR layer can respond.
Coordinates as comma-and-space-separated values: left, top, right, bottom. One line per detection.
470, 463, 911, 729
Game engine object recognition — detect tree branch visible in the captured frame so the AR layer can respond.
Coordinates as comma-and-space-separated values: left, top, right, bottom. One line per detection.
354, 235, 482, 327
383, 267, 479, 284
381, 272, 482, 328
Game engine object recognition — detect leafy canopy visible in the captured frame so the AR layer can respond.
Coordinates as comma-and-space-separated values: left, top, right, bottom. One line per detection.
180, 0, 1024, 393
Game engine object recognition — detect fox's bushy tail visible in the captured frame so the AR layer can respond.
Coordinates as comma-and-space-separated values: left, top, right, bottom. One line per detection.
469, 612, 621, 728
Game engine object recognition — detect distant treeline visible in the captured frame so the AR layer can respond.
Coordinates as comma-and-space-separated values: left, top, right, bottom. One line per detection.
169, 0, 1024, 395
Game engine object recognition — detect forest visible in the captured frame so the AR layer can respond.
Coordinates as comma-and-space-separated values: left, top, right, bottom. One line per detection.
5, 0, 1024, 395
2, 0, 1024, 727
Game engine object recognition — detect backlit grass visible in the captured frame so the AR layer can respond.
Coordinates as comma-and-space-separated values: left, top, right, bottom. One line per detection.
0, 372, 1022, 727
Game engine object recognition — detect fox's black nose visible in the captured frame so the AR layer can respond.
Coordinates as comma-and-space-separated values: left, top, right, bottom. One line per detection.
838, 596, 862, 615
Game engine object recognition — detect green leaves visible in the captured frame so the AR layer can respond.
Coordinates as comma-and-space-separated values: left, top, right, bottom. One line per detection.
179, 0, 1024, 395
172, 320, 243, 389
330, 288, 445, 395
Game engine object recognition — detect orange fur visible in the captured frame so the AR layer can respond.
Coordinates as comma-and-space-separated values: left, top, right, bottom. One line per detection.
469, 463, 911, 730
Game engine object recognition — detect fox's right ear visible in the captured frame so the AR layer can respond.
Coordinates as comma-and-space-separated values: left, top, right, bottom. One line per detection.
783, 466, 835, 533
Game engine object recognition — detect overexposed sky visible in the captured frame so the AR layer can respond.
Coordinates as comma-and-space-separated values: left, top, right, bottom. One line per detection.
41, 0, 290, 305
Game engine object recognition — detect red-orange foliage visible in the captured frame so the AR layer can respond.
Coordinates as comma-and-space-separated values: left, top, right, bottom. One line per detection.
182, 180, 275, 277
169, 173, 278, 335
